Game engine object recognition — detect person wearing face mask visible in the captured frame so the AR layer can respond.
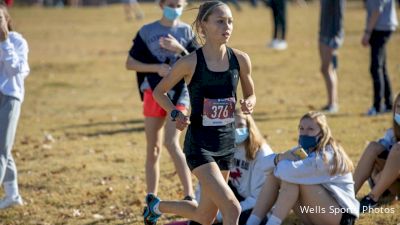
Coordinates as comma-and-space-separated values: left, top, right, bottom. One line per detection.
190, 109, 273, 225
354, 92, 400, 213
246, 111, 358, 225
126, 0, 198, 204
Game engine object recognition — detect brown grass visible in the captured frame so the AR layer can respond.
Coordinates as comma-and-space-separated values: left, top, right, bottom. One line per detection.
1, 1, 399, 224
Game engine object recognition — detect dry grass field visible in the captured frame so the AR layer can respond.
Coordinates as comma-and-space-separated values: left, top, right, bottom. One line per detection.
1, 1, 399, 224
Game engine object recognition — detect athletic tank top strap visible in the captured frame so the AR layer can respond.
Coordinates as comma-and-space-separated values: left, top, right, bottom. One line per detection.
194, 46, 240, 73
195, 47, 207, 72
226, 47, 240, 71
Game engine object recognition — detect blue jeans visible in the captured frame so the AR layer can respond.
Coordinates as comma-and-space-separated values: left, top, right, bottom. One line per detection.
0, 93, 21, 184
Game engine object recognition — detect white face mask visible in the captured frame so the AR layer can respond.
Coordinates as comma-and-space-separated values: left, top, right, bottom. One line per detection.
235, 128, 249, 144
395, 113, 400, 125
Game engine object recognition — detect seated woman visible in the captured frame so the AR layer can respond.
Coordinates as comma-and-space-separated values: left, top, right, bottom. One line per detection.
354, 92, 400, 213
246, 111, 359, 225
191, 109, 273, 225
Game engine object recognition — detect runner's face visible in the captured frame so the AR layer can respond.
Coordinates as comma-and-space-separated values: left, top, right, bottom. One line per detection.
202, 5, 233, 44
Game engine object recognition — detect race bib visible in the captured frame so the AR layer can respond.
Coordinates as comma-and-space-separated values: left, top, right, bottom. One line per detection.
202, 97, 235, 126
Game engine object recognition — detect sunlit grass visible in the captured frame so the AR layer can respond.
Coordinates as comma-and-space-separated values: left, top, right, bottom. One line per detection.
1, 2, 399, 224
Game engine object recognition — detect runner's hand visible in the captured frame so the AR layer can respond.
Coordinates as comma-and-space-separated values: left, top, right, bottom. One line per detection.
240, 99, 254, 114
175, 111, 190, 131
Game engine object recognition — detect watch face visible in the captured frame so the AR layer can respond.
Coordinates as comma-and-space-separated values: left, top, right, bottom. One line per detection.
171, 110, 179, 119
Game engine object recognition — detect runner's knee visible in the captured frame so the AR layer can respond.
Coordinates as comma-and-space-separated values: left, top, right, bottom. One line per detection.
147, 145, 162, 162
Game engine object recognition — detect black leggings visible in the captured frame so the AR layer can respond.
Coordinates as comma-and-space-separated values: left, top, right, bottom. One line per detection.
270, 0, 287, 40
369, 30, 393, 111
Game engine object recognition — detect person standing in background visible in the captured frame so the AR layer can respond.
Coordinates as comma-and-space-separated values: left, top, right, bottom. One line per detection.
362, 0, 398, 116
267, 0, 287, 50
125, 0, 196, 204
123, 0, 144, 21
318, 0, 345, 114
0, 4, 30, 209
67, 0, 80, 7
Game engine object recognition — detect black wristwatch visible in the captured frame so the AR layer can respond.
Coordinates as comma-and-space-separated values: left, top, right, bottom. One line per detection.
170, 109, 181, 121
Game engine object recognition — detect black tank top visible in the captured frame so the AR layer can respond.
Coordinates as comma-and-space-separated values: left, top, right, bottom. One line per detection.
185, 47, 240, 154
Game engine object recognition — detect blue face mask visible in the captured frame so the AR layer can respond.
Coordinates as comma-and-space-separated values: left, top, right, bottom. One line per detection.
395, 113, 400, 126
299, 135, 320, 150
235, 128, 249, 144
163, 6, 183, 21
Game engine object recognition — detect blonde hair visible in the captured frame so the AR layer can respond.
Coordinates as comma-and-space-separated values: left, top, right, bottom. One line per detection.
236, 109, 266, 161
300, 111, 354, 175
0, 4, 13, 31
393, 92, 400, 141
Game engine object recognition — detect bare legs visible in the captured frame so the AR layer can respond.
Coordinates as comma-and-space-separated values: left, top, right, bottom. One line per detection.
250, 174, 280, 219
144, 117, 193, 197
293, 184, 342, 225
144, 117, 164, 194
353, 142, 400, 201
249, 174, 342, 225
319, 43, 338, 110
369, 144, 400, 200
270, 181, 299, 220
124, 1, 144, 21
159, 163, 241, 225
353, 142, 385, 194
164, 119, 193, 197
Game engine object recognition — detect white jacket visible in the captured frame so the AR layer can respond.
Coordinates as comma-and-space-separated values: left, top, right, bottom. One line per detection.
260, 145, 360, 217
230, 143, 273, 211
0, 32, 30, 102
